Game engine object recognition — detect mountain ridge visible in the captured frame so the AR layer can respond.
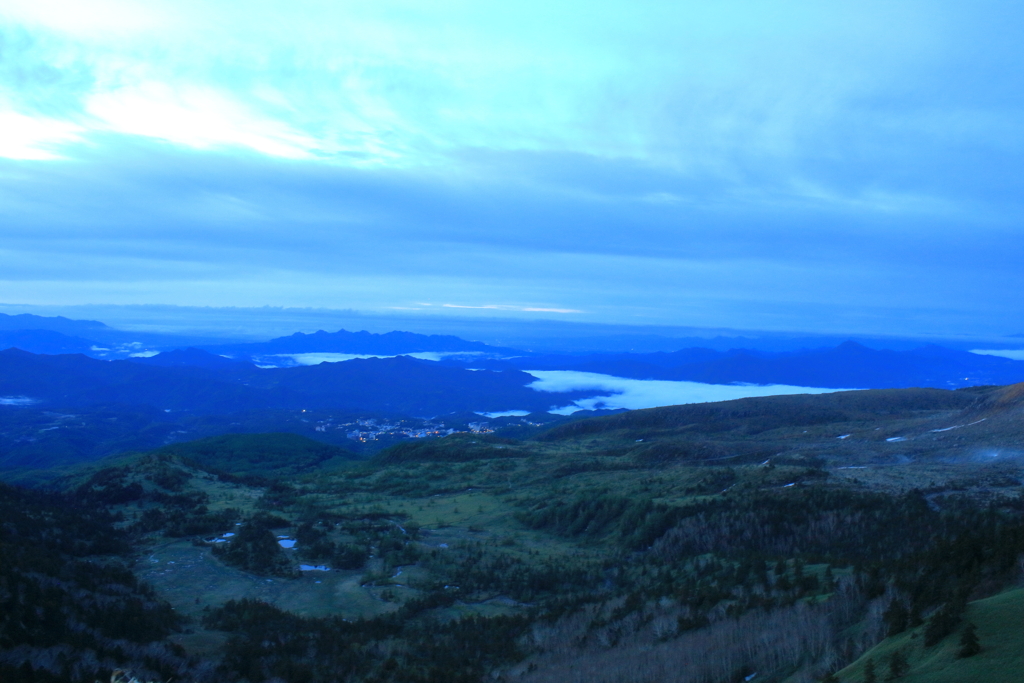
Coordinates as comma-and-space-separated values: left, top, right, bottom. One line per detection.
0, 348, 588, 415
205, 328, 513, 357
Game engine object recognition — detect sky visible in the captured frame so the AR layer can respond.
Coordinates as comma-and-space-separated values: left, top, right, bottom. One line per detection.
2, 1, 1024, 337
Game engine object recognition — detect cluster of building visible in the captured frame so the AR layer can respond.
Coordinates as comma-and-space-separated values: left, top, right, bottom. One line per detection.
341, 417, 454, 442
306, 415, 500, 442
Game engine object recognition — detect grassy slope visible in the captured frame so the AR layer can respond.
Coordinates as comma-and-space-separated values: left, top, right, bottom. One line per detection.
837, 588, 1024, 683
149, 431, 361, 477
27, 383, 1024, 682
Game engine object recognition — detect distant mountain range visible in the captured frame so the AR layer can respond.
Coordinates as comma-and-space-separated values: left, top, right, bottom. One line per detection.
0, 312, 110, 335
204, 328, 512, 358
0, 347, 593, 475
0, 323, 512, 361
0, 329, 98, 355
0, 348, 586, 415
456, 341, 1024, 389
4, 313, 1024, 390
5, 312, 1024, 482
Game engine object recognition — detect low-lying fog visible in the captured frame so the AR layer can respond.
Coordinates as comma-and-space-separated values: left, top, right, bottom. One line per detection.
527, 370, 854, 414
257, 352, 483, 367
257, 354, 855, 414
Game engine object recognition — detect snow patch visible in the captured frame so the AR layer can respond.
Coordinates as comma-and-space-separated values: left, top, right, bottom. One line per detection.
931, 418, 985, 433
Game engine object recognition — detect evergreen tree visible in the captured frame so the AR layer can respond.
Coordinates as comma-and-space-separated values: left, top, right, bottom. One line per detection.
864, 657, 877, 683
924, 602, 962, 646
886, 649, 908, 679
958, 622, 981, 658
883, 598, 909, 636
908, 602, 924, 628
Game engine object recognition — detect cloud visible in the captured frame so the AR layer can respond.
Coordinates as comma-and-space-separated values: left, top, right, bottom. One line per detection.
0, 109, 83, 160
970, 349, 1024, 361
0, 0, 989, 180
1, 135, 1023, 335
84, 82, 320, 159
2, 2, 1024, 336
526, 370, 853, 413
0, 396, 39, 405
1, 0, 176, 37
476, 410, 531, 418
260, 351, 486, 366
439, 304, 583, 314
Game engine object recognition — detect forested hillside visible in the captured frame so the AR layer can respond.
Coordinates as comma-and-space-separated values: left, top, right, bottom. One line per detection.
1, 384, 1023, 682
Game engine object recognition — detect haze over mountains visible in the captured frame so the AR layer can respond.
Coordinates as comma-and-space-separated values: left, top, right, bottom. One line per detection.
6, 373, 1024, 683
4, 311, 1024, 477
4, 311, 1024, 388
207, 328, 508, 358
459, 341, 1024, 389
4, 311, 1024, 683
0, 348, 583, 415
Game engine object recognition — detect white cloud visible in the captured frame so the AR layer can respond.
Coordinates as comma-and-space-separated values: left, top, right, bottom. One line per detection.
0, 396, 39, 405
264, 351, 484, 366
0, 0, 176, 37
970, 349, 1024, 361
3, 1, 1024, 336
0, 0, 964, 185
84, 82, 319, 158
266, 353, 384, 366
527, 370, 853, 413
0, 109, 83, 160
440, 304, 583, 313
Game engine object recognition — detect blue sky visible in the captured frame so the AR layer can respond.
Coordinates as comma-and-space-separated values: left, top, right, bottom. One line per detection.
2, 1, 1024, 336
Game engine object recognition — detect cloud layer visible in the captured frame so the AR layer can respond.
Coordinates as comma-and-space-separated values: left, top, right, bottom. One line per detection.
527, 370, 849, 413
2, 1, 1024, 335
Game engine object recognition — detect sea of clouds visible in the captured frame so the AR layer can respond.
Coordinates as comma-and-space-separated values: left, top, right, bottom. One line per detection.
257, 351, 481, 367
249, 353, 855, 414
527, 370, 852, 414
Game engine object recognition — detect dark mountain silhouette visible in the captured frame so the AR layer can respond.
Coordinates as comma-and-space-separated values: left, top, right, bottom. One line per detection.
664, 342, 1024, 388
461, 347, 731, 376
0, 348, 263, 412
0, 348, 587, 415
458, 341, 1024, 389
131, 347, 252, 370
206, 328, 510, 358
0, 313, 247, 356
0, 312, 110, 334
0, 329, 99, 355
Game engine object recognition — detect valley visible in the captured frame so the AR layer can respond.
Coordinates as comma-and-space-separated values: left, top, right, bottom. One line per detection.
6, 0, 1024, 677
4, 381, 1023, 682
5, 3, 1023, 679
